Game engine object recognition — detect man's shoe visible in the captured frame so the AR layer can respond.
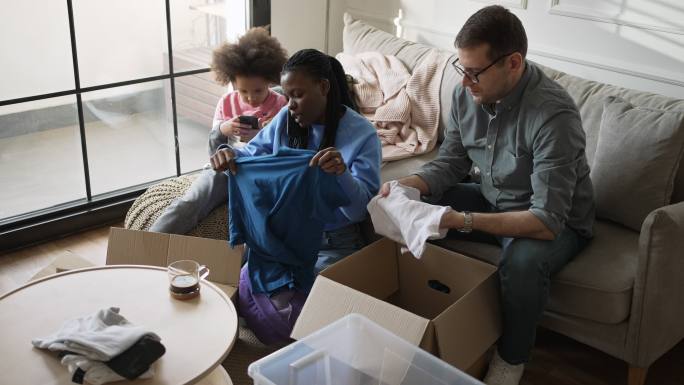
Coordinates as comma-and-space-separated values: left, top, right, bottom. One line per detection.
483, 349, 525, 385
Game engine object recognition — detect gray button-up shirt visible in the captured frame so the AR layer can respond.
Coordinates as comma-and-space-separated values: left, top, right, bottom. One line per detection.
417, 62, 594, 238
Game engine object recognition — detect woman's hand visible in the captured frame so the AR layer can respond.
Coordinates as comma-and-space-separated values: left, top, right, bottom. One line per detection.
219, 117, 259, 143
210, 148, 238, 175
310, 147, 346, 175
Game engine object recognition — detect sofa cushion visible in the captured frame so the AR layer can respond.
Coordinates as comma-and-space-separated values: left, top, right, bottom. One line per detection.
342, 13, 412, 61
548, 221, 638, 324
380, 149, 439, 183
433, 220, 638, 324
538, 65, 684, 204
343, 12, 458, 143
591, 97, 684, 231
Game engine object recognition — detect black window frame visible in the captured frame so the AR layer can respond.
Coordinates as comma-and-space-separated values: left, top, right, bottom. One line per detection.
0, 0, 216, 252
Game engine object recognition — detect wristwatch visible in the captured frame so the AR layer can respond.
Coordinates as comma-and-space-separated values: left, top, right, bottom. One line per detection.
458, 211, 473, 233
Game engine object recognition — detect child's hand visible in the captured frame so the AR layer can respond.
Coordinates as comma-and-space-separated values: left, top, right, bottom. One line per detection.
219, 117, 260, 143
219, 117, 252, 138
239, 124, 260, 143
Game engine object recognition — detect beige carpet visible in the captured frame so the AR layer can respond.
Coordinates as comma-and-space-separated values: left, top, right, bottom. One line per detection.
221, 326, 279, 385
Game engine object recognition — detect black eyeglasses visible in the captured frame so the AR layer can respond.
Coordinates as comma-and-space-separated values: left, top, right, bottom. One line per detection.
451, 52, 516, 84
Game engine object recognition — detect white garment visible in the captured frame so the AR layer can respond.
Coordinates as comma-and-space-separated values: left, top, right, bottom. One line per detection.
32, 307, 159, 361
32, 307, 159, 384
367, 181, 452, 258
61, 354, 153, 385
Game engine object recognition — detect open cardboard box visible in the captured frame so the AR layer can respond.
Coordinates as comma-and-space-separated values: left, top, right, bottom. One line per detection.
106, 227, 243, 301
31, 251, 95, 281
291, 237, 501, 376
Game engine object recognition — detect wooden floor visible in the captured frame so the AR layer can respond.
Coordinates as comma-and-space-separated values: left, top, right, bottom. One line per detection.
1, 224, 682, 385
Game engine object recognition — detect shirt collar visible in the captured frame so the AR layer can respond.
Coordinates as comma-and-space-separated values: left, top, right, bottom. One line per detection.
495, 60, 532, 112
489, 60, 531, 114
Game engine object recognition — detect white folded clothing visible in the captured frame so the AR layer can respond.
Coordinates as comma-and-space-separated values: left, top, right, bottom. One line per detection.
32, 307, 160, 362
61, 353, 153, 385
367, 180, 452, 258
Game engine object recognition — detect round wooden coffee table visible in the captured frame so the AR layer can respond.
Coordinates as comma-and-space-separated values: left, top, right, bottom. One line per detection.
0, 265, 238, 385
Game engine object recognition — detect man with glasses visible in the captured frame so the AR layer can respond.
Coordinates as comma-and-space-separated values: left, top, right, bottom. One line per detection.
380, 5, 594, 385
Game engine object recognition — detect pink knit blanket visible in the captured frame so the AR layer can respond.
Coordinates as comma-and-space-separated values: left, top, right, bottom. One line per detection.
337, 51, 450, 161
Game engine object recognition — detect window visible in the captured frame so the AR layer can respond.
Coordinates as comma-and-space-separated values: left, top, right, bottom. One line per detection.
0, 0, 253, 248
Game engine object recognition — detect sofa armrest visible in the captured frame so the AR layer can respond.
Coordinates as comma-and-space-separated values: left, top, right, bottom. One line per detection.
626, 201, 684, 367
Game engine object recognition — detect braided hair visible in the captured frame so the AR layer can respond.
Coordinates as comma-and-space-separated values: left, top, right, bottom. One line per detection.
282, 49, 357, 150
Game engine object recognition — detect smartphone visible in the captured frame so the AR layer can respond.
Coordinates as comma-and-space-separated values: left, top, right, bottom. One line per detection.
238, 115, 259, 130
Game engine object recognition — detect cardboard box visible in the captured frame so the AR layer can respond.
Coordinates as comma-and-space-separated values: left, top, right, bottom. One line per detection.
291, 237, 501, 374
106, 227, 243, 301
31, 251, 95, 281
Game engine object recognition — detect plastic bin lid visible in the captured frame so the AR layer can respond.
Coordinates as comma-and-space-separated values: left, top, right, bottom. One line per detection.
248, 313, 483, 385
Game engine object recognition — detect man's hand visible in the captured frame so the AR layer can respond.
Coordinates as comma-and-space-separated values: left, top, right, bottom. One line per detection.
379, 175, 431, 197
210, 148, 237, 175
310, 147, 346, 175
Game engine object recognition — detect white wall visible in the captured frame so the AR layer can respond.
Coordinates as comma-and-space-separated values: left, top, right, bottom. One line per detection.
271, 0, 329, 55
284, 0, 684, 99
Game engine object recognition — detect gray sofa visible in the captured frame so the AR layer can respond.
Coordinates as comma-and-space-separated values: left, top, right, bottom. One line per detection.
342, 13, 684, 385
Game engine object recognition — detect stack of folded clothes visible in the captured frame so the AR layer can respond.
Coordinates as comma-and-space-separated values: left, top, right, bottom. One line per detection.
32, 307, 166, 385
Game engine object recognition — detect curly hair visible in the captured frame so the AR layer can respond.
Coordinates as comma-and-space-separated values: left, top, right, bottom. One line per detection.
211, 27, 288, 85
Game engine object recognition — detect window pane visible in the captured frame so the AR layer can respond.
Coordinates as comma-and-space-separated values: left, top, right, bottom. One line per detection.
73, 0, 168, 87
176, 72, 229, 174
171, 0, 228, 72
0, 0, 74, 101
0, 97, 85, 221
84, 82, 175, 196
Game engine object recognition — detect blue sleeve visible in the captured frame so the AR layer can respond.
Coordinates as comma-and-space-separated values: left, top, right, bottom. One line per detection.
334, 118, 382, 224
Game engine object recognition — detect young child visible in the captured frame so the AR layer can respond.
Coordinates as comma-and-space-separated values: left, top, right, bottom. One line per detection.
209, 27, 288, 148
150, 27, 288, 234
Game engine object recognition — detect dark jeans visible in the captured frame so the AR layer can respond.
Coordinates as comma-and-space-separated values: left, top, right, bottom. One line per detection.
315, 223, 366, 273
436, 183, 590, 364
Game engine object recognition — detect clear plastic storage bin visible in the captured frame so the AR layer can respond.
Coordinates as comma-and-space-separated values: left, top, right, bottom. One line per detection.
248, 313, 484, 385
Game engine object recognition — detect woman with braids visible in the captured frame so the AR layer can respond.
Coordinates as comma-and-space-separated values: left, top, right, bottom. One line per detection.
211, 49, 381, 344
150, 27, 288, 234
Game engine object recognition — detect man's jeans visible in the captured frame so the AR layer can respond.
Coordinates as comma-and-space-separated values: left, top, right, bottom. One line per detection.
436, 183, 590, 364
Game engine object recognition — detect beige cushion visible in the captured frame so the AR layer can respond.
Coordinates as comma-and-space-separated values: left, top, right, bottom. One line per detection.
343, 13, 412, 61
380, 149, 439, 183
591, 97, 684, 231
538, 64, 684, 204
547, 221, 638, 324
434, 221, 638, 325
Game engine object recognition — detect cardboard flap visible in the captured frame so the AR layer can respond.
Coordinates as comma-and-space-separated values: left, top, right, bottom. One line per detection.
167, 234, 241, 286
321, 237, 399, 301
422, 243, 496, 289
433, 272, 501, 369
394, 244, 497, 319
291, 276, 430, 346
106, 228, 169, 266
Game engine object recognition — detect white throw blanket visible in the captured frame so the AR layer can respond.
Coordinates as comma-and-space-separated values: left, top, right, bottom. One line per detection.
32, 307, 159, 385
337, 51, 451, 161
367, 181, 452, 258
